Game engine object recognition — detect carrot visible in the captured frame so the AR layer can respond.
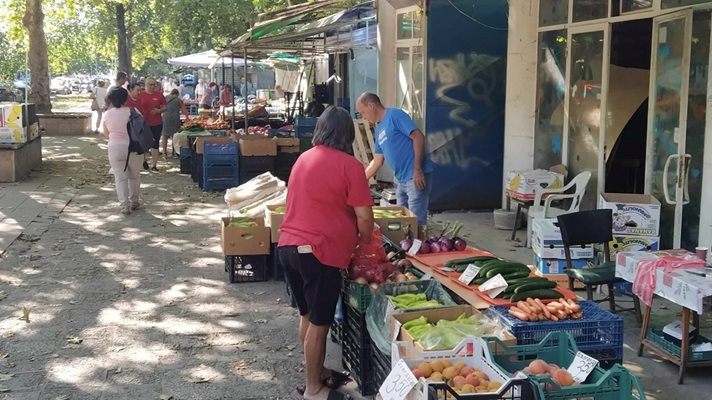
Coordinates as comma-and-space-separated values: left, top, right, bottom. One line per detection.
526, 298, 540, 312
517, 301, 534, 315
548, 301, 565, 311
556, 310, 568, 319
566, 299, 581, 313
535, 298, 552, 319
509, 308, 529, 321
572, 312, 583, 319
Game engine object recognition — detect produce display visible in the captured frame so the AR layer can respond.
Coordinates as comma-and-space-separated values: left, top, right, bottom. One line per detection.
388, 293, 442, 310
401, 222, 468, 254
349, 231, 418, 291
411, 360, 502, 394
226, 217, 258, 228
271, 205, 286, 214
508, 299, 582, 321
374, 209, 405, 219
519, 359, 575, 387
182, 117, 230, 130
402, 313, 501, 350
238, 125, 271, 136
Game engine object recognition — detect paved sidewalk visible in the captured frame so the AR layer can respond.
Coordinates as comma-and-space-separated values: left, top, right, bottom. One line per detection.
0, 137, 355, 400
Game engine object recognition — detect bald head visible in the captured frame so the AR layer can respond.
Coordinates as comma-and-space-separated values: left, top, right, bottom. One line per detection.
356, 92, 385, 124
357, 92, 382, 107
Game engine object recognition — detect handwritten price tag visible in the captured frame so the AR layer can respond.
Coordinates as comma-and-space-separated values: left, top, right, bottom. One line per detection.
407, 239, 422, 256
478, 273, 508, 298
566, 351, 599, 383
458, 264, 480, 285
379, 358, 418, 400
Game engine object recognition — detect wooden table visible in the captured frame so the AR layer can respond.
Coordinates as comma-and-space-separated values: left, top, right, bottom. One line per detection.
616, 251, 712, 383
407, 256, 490, 309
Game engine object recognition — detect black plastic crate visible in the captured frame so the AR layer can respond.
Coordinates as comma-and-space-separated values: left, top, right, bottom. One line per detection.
371, 337, 390, 390
299, 137, 313, 153
225, 255, 268, 283
341, 325, 378, 396
344, 304, 369, 347
191, 153, 203, 186
179, 155, 192, 174
330, 320, 343, 344
276, 152, 299, 170
239, 155, 276, 173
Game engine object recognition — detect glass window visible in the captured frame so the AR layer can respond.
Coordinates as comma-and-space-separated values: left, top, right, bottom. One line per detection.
662, 0, 707, 8
396, 47, 411, 111
534, 30, 567, 170
568, 30, 605, 209
572, 0, 609, 23
397, 12, 411, 40
621, 0, 653, 13
539, 0, 568, 26
412, 10, 423, 39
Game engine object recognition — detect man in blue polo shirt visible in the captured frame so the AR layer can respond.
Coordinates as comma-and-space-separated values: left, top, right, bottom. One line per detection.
357, 92, 433, 232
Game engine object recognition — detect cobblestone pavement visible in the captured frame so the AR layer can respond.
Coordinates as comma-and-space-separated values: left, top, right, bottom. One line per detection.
0, 136, 358, 400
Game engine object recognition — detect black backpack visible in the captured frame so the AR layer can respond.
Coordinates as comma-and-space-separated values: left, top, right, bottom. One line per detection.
124, 107, 153, 171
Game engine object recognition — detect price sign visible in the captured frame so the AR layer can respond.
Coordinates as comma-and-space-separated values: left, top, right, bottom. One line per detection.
458, 264, 481, 285
478, 274, 508, 298
421, 273, 432, 281
407, 239, 422, 256
391, 320, 402, 341
566, 351, 599, 383
379, 358, 418, 400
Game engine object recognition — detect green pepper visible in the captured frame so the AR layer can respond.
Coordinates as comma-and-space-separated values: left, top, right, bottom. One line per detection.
402, 316, 428, 330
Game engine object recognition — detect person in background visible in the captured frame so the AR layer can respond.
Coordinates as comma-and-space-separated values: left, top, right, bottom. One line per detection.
102, 87, 143, 215
125, 83, 141, 108
162, 88, 189, 157
195, 78, 206, 101
357, 92, 433, 236
275, 84, 285, 99
200, 82, 217, 109
139, 78, 167, 172
92, 80, 108, 133
218, 84, 232, 117
105, 71, 128, 109
278, 106, 373, 400
240, 77, 254, 97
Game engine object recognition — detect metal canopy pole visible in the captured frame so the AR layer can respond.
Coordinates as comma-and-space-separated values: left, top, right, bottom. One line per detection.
231, 54, 236, 128
244, 46, 249, 131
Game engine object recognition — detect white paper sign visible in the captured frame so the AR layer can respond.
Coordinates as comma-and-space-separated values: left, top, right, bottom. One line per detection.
567, 351, 599, 383
391, 320, 402, 341
478, 274, 508, 298
379, 358, 418, 400
407, 239, 422, 256
458, 264, 481, 285
421, 273, 432, 281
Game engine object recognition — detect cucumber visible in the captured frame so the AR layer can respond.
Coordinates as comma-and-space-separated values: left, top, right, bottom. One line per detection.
510, 289, 564, 302
485, 263, 529, 279
501, 270, 531, 281
513, 281, 557, 294
476, 259, 506, 275
443, 256, 497, 268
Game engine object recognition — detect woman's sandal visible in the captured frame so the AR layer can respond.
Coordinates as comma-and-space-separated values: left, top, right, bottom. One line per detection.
295, 387, 351, 400
295, 369, 351, 395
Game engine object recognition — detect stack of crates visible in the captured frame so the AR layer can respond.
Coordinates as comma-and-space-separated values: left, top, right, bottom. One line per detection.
202, 141, 239, 192
294, 116, 318, 138
179, 147, 191, 174
239, 156, 276, 185
342, 302, 378, 396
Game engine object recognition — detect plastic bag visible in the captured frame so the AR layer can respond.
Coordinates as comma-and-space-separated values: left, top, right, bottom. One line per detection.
365, 279, 457, 356
224, 172, 284, 207
417, 314, 504, 350
350, 228, 387, 269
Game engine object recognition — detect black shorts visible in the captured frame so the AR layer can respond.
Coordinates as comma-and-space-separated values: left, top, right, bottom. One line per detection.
278, 246, 343, 326
150, 124, 162, 149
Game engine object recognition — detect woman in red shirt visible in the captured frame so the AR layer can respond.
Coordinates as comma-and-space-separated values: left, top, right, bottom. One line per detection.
278, 106, 373, 400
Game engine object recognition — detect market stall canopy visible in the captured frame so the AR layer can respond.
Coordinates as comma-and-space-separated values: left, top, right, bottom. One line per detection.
168, 50, 255, 69
220, 1, 375, 57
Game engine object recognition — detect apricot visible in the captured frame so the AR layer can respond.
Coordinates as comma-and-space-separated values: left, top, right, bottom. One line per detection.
488, 381, 502, 390
528, 359, 550, 375
441, 360, 452, 368
454, 361, 466, 371
429, 371, 443, 381
412, 368, 425, 379
474, 371, 489, 381
465, 373, 480, 387
552, 369, 574, 387
430, 360, 445, 373
461, 384, 475, 393
452, 375, 466, 389
416, 362, 433, 378
442, 366, 458, 380
460, 366, 474, 376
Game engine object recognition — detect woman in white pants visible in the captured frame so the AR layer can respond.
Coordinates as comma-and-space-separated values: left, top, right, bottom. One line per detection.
102, 87, 143, 215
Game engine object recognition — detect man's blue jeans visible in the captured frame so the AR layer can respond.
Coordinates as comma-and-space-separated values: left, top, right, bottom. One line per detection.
395, 174, 432, 226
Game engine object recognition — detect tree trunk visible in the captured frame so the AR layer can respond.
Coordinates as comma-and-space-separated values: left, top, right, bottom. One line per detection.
116, 3, 131, 77
22, 0, 51, 113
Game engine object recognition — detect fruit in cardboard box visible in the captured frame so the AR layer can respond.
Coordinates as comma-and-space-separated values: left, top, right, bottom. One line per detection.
412, 359, 499, 394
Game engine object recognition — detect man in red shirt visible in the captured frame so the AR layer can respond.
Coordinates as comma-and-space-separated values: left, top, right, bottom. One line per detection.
139, 78, 167, 172
278, 106, 373, 400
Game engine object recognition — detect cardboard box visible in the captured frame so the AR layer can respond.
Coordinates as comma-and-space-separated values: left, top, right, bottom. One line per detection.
531, 262, 587, 289
506, 169, 564, 197
27, 123, 39, 141
239, 136, 278, 156
599, 193, 661, 236
609, 235, 660, 257
373, 206, 417, 244
0, 103, 22, 129
221, 217, 270, 255
264, 204, 285, 243
533, 254, 591, 274
195, 136, 235, 154
391, 305, 517, 350
0, 126, 27, 144
531, 218, 593, 259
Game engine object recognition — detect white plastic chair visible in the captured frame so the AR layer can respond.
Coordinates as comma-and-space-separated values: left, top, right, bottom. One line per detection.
527, 170, 592, 248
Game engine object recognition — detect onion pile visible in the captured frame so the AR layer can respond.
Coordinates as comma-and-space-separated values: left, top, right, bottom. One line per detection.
416, 221, 467, 254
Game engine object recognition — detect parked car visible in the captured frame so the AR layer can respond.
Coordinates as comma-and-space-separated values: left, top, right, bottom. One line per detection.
0, 84, 19, 102
50, 77, 72, 95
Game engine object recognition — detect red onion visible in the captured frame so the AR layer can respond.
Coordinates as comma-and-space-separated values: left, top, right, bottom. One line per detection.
419, 242, 431, 254
453, 238, 467, 251
439, 238, 453, 251
400, 238, 413, 251
429, 242, 442, 253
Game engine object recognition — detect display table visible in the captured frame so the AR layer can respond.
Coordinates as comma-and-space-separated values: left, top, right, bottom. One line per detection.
0, 136, 42, 182
407, 256, 490, 309
616, 250, 712, 383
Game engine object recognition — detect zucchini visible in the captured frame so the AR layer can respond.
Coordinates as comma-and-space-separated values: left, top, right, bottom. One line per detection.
443, 256, 496, 268
485, 263, 529, 279
510, 289, 564, 302
513, 281, 557, 294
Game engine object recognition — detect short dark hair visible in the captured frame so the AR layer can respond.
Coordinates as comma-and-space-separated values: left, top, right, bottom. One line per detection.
127, 83, 139, 91
311, 106, 354, 153
108, 87, 128, 108
357, 92, 382, 107
116, 71, 128, 82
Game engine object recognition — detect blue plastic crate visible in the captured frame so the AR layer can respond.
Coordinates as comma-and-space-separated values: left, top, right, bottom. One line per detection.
202, 164, 239, 192
294, 116, 318, 138
203, 141, 238, 166
614, 281, 634, 297
492, 300, 624, 363
179, 147, 191, 159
